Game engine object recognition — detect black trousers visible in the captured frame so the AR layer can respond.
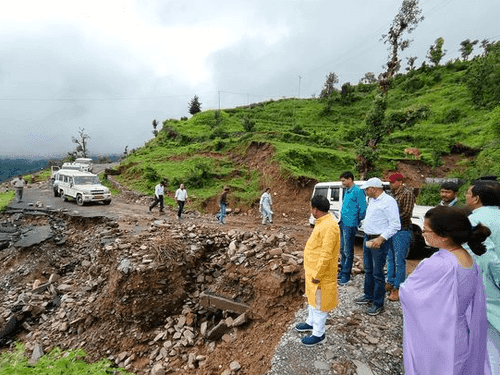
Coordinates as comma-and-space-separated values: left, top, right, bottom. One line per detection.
177, 200, 185, 217
150, 195, 164, 211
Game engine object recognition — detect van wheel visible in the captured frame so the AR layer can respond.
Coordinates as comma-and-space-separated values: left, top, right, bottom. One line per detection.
54, 189, 60, 197
76, 195, 85, 206
103, 200, 111, 205
61, 192, 68, 202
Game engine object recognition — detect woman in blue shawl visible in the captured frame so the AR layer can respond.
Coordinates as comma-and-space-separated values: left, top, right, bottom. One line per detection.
400, 206, 491, 374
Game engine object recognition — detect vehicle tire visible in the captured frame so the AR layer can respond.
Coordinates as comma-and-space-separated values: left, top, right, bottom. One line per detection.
103, 200, 111, 205
54, 189, 60, 197
61, 191, 68, 202
76, 195, 85, 206
407, 224, 427, 259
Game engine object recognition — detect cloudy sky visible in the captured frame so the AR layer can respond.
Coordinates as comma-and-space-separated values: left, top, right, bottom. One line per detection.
1, 0, 498, 158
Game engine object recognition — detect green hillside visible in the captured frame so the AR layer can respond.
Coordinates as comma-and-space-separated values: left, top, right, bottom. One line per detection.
115, 42, 500, 212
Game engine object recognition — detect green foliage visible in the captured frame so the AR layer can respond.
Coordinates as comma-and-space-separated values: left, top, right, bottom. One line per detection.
188, 95, 202, 115
0, 190, 15, 212
0, 343, 132, 374
320, 72, 339, 99
465, 41, 500, 108
98, 172, 120, 196
416, 183, 441, 205
438, 107, 463, 124
340, 83, 356, 105
427, 37, 446, 66
385, 105, 430, 131
242, 116, 256, 132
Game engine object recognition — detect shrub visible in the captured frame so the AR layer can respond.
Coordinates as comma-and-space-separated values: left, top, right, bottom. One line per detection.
440, 107, 463, 124
402, 76, 425, 93
416, 183, 441, 205
242, 117, 256, 132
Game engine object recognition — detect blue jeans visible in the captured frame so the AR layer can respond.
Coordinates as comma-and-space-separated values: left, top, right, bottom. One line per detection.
339, 223, 358, 281
363, 235, 392, 309
386, 229, 412, 289
216, 203, 226, 223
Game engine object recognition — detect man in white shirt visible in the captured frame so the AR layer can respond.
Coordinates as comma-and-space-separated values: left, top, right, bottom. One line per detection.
354, 177, 401, 316
149, 180, 167, 213
11, 175, 26, 202
174, 184, 188, 220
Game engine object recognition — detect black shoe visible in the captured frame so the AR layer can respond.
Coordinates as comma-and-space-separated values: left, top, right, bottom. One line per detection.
354, 296, 372, 305
367, 306, 384, 316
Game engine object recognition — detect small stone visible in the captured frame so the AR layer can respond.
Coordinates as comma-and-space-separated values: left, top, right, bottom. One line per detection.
229, 361, 241, 371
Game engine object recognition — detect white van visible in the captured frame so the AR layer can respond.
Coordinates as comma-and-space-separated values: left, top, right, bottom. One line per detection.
309, 181, 432, 254
52, 170, 111, 205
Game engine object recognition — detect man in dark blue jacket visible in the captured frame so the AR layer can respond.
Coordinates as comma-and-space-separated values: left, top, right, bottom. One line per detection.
338, 171, 367, 285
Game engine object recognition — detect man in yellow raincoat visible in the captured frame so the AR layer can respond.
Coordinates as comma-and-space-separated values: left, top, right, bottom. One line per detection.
296, 195, 340, 346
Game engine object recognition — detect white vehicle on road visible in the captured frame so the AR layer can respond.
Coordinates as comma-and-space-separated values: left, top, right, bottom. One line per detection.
309, 181, 433, 255
52, 170, 111, 206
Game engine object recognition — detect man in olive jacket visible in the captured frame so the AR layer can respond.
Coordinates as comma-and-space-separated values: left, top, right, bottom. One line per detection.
295, 195, 340, 346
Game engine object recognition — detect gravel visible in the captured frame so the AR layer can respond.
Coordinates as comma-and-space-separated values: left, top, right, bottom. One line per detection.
266, 274, 405, 375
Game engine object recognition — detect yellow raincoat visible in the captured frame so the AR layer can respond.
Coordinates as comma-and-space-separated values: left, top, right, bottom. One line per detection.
304, 213, 340, 311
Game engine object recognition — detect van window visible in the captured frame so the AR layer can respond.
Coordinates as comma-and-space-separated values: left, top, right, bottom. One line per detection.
313, 187, 328, 199
330, 187, 340, 202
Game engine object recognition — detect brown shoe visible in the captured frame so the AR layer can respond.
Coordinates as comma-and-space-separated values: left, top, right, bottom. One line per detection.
385, 283, 393, 292
388, 289, 400, 302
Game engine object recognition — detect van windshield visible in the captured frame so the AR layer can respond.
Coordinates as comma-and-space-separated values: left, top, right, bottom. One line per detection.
313, 187, 328, 199
74, 176, 99, 185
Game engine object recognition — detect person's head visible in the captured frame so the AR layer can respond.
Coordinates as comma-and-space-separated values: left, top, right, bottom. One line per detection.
340, 171, 354, 188
224, 186, 230, 191
440, 182, 459, 204
18, 175, 22, 179
161, 179, 167, 186
423, 205, 490, 256
311, 195, 330, 219
361, 177, 384, 198
265, 187, 270, 193
180, 183, 185, 189
387, 172, 404, 191
466, 180, 500, 209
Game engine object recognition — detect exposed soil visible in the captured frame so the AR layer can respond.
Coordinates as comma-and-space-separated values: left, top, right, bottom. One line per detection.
0, 145, 466, 374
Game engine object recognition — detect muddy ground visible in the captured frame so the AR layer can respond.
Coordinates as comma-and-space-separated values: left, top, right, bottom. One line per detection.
0, 149, 464, 374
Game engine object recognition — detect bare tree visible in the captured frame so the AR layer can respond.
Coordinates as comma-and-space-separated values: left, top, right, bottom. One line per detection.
359, 72, 377, 84
71, 127, 90, 158
406, 56, 418, 71
381, 0, 424, 93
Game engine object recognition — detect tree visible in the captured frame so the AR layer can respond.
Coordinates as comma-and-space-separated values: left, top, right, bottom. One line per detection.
359, 72, 377, 84
189, 95, 202, 115
319, 72, 339, 99
406, 56, 418, 71
381, 0, 424, 92
427, 37, 446, 66
152, 119, 159, 137
480, 39, 494, 56
71, 127, 90, 158
459, 38, 479, 60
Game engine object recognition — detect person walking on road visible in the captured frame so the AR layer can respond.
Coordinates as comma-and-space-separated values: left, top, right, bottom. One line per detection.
354, 177, 400, 316
149, 180, 167, 213
295, 195, 340, 346
338, 171, 367, 286
175, 184, 188, 220
216, 186, 230, 224
385, 172, 415, 302
11, 175, 26, 202
259, 187, 273, 224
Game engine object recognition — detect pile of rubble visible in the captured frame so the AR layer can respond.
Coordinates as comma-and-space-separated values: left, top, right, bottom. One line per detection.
0, 209, 306, 374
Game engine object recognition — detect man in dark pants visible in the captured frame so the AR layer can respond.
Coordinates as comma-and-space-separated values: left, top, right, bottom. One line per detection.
338, 171, 366, 286
175, 184, 188, 220
354, 178, 401, 316
386, 172, 415, 302
149, 180, 167, 213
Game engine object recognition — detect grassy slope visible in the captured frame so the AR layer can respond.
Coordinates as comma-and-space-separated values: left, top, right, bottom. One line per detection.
115, 60, 499, 212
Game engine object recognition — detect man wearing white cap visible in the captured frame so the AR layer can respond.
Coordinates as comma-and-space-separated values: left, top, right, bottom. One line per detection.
354, 177, 401, 315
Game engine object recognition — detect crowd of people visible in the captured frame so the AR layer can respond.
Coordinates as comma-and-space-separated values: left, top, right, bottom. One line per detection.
296, 171, 500, 374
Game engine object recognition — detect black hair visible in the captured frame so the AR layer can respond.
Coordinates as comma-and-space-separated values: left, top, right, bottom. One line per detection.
340, 171, 354, 180
470, 180, 500, 206
311, 195, 330, 213
440, 181, 459, 192
424, 206, 491, 256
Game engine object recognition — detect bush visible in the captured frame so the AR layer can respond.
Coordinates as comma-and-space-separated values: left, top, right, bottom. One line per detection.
242, 117, 256, 132
402, 76, 425, 93
439, 107, 463, 124
416, 183, 441, 205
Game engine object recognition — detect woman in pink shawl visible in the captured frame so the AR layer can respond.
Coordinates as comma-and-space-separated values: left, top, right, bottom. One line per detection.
400, 206, 491, 374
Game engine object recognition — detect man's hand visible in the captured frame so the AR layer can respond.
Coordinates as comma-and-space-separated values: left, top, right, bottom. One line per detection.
312, 278, 320, 284
370, 236, 385, 249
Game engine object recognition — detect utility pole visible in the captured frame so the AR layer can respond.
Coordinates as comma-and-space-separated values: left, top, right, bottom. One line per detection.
298, 75, 302, 98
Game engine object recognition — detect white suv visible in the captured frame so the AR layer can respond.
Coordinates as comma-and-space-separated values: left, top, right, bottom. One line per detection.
52, 170, 111, 205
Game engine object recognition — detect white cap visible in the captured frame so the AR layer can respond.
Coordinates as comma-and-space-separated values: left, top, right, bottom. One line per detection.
360, 177, 384, 189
